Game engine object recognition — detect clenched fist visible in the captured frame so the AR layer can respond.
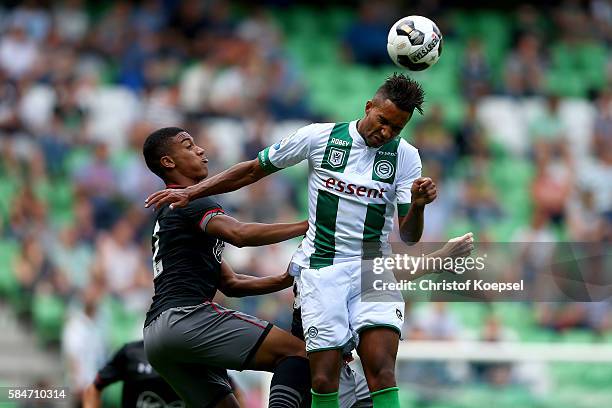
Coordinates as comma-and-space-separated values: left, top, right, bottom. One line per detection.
411, 177, 437, 207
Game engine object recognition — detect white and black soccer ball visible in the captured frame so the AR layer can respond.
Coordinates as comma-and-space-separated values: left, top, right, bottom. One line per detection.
387, 15, 443, 71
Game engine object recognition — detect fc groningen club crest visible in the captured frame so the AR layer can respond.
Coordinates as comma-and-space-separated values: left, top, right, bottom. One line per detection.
374, 160, 395, 179
328, 147, 346, 168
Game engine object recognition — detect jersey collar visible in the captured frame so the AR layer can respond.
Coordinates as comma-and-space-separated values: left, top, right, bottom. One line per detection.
349, 120, 367, 148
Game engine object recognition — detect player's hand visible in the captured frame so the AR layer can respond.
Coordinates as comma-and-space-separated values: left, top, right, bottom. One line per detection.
437, 232, 475, 273
145, 186, 193, 210
411, 177, 437, 207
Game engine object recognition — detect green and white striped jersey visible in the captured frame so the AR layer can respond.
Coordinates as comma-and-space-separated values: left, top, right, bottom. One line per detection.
258, 121, 422, 268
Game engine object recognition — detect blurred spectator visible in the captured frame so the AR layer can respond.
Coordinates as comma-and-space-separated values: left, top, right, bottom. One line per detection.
592, 90, 611, 163
503, 33, 547, 97
342, 0, 395, 66
457, 174, 503, 228
590, 0, 612, 42
407, 302, 463, 340
116, 122, 165, 207
455, 101, 489, 157
13, 235, 58, 316
243, 110, 273, 160
7, 185, 48, 241
10, 0, 52, 42
73, 143, 120, 229
178, 60, 216, 116
49, 225, 94, 292
460, 39, 492, 100
537, 302, 612, 336
471, 314, 518, 386
94, 217, 152, 311
400, 303, 463, 402
236, 6, 283, 55
531, 143, 573, 226
513, 211, 557, 292
529, 94, 567, 152
52, 0, 89, 44
413, 105, 457, 176
62, 284, 108, 405
512, 4, 548, 44
567, 189, 605, 241
265, 57, 313, 120
0, 24, 39, 79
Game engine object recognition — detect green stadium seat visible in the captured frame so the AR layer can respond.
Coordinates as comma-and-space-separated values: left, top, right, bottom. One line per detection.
0, 239, 19, 298
32, 293, 66, 345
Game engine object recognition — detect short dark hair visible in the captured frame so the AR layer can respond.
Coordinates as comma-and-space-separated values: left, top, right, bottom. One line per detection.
375, 73, 425, 115
143, 127, 185, 179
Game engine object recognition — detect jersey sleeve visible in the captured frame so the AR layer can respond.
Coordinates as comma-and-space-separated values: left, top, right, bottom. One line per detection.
257, 124, 315, 174
180, 197, 225, 231
395, 144, 422, 217
93, 345, 128, 390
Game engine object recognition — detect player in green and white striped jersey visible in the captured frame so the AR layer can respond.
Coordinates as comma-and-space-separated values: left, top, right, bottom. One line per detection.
145, 74, 474, 408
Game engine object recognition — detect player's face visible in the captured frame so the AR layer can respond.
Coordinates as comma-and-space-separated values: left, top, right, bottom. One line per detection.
362, 98, 411, 148
169, 132, 209, 181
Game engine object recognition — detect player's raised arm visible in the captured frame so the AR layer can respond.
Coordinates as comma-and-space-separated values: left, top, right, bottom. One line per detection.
398, 177, 437, 244
145, 158, 267, 210
145, 124, 314, 210
206, 215, 308, 247
218, 261, 294, 297
391, 232, 475, 281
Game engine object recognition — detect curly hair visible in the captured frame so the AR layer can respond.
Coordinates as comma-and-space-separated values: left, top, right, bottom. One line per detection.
375, 73, 425, 115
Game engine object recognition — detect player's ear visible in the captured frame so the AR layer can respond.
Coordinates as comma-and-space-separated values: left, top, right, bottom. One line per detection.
160, 155, 176, 170
365, 100, 373, 115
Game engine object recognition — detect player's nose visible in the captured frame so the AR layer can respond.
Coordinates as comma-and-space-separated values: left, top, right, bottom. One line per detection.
381, 126, 392, 139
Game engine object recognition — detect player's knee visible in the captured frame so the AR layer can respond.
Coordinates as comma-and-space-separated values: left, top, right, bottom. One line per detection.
365, 367, 396, 391
311, 372, 339, 393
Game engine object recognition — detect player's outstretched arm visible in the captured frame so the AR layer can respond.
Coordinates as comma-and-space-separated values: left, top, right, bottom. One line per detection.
206, 215, 308, 248
82, 384, 102, 408
145, 159, 267, 210
398, 177, 437, 244
392, 232, 475, 281
218, 261, 294, 297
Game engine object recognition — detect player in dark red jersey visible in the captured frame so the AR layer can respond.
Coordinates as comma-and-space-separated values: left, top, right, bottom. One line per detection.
141, 127, 310, 408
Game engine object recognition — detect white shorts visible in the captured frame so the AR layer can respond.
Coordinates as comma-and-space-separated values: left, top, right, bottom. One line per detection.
297, 260, 404, 352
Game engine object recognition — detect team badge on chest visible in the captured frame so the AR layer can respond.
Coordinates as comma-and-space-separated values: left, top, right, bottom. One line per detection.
328, 147, 346, 168
374, 160, 395, 179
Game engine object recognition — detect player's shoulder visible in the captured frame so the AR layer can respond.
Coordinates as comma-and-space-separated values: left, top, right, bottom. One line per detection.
396, 138, 422, 175
190, 196, 223, 210
159, 196, 223, 221
296, 122, 336, 138
397, 138, 419, 156
397, 138, 421, 161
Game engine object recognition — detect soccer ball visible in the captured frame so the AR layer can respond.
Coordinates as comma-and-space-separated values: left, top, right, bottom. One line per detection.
387, 15, 443, 71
